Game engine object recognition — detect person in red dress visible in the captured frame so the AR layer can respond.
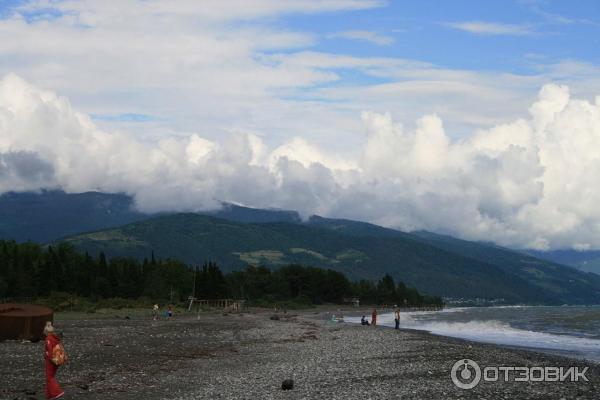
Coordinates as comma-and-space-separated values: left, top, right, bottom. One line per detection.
44, 322, 65, 400
371, 308, 377, 326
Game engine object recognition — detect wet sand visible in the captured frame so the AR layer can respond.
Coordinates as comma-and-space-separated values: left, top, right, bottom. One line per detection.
3, 309, 599, 399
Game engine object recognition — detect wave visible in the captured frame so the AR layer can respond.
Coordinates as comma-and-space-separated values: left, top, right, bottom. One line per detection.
347, 310, 600, 361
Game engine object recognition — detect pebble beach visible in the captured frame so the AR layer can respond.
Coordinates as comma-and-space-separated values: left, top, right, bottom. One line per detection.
3, 309, 600, 399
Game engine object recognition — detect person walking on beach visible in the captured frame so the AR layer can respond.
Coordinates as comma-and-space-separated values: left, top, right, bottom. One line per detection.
167, 305, 173, 318
44, 322, 66, 400
394, 305, 400, 330
153, 304, 159, 320
371, 309, 377, 326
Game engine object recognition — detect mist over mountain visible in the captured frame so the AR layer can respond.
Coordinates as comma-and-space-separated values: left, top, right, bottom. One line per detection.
0, 190, 147, 243
3, 190, 600, 305
0, 190, 301, 243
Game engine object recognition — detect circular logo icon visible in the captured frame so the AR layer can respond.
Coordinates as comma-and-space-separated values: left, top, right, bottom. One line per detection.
451, 359, 481, 389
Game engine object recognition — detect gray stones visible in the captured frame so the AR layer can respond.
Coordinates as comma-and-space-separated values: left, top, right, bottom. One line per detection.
3, 311, 600, 400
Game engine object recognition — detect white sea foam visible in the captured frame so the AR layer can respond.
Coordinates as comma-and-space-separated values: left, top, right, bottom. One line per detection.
347, 309, 600, 362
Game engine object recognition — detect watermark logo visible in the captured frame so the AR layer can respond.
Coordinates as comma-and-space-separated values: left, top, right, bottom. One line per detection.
451, 359, 589, 389
451, 359, 482, 389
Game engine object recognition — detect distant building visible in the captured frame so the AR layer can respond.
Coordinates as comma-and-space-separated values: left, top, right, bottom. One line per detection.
343, 297, 360, 307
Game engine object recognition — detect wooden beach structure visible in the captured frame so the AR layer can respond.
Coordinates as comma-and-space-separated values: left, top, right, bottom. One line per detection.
342, 297, 360, 307
0, 303, 53, 341
187, 297, 246, 312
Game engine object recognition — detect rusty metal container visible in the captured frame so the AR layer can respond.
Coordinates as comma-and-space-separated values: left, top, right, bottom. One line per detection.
0, 303, 54, 341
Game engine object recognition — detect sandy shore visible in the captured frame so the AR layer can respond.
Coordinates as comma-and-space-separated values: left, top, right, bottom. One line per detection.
3, 309, 599, 399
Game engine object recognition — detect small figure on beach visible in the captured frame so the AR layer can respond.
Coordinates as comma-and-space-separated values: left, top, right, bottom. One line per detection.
167, 305, 173, 318
360, 315, 370, 326
329, 314, 344, 323
44, 322, 66, 400
153, 304, 159, 320
394, 305, 400, 330
371, 309, 377, 326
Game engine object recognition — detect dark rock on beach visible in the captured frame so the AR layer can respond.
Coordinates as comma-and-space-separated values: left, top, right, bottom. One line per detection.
281, 379, 294, 390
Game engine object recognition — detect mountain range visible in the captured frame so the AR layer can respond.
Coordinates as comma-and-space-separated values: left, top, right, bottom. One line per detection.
2, 190, 600, 305
526, 249, 600, 275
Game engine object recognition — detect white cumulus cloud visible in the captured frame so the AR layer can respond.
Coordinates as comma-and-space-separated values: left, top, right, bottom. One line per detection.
2, 74, 600, 250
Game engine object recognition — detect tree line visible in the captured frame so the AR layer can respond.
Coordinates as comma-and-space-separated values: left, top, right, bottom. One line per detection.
0, 240, 442, 307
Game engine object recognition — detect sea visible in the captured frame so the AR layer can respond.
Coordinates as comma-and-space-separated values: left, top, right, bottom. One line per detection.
347, 305, 600, 363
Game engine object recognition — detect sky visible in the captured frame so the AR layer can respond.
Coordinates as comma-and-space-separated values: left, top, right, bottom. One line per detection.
1, 0, 600, 250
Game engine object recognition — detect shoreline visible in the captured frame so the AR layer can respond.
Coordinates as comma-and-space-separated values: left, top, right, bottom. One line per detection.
3, 310, 599, 399
360, 321, 600, 366
342, 306, 600, 366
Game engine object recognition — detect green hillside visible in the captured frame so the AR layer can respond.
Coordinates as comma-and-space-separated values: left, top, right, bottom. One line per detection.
0, 191, 301, 243
60, 213, 600, 304
304, 217, 600, 304
410, 230, 600, 303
